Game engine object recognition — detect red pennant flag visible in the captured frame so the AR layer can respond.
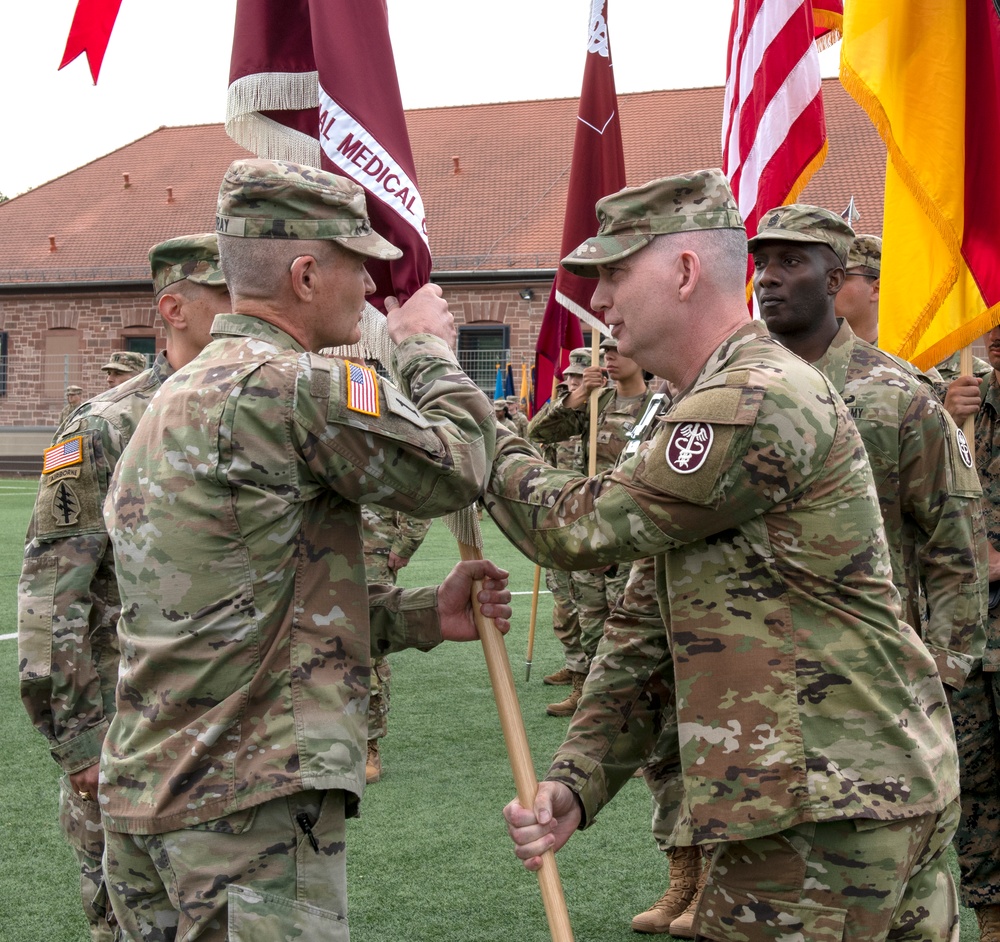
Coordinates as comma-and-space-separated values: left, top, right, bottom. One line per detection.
226, 0, 430, 309
533, 0, 626, 414
723, 1, 838, 251
58, 0, 124, 84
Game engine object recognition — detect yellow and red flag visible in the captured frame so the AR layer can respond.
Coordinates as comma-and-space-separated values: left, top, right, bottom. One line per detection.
841, 1, 1000, 369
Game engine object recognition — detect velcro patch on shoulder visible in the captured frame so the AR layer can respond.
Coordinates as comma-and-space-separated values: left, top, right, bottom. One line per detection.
307, 354, 332, 400
635, 385, 759, 505
950, 425, 983, 496
344, 361, 380, 417
382, 383, 431, 428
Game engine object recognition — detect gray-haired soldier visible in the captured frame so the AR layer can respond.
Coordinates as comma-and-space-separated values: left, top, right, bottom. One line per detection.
99, 159, 511, 942
487, 169, 962, 941
18, 233, 231, 942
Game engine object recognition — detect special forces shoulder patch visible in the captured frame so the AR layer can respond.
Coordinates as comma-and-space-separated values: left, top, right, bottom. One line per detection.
665, 421, 714, 474
955, 428, 974, 469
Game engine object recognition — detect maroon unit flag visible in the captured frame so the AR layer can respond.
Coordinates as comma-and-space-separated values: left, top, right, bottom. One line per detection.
226, 0, 431, 309
722, 1, 840, 250
533, 0, 626, 414
58, 0, 124, 84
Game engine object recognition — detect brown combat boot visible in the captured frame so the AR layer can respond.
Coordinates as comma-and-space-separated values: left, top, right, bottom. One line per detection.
546, 670, 586, 716
667, 849, 710, 939
543, 666, 573, 686
630, 845, 703, 934
978, 906, 1000, 942
365, 739, 381, 784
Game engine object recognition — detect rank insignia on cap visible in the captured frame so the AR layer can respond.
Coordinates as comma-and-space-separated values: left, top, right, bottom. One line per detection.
665, 422, 713, 474
42, 437, 83, 474
956, 428, 974, 469
346, 362, 380, 417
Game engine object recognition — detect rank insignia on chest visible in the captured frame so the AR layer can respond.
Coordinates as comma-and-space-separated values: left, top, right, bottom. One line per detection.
346, 362, 380, 417
665, 422, 713, 474
42, 436, 84, 474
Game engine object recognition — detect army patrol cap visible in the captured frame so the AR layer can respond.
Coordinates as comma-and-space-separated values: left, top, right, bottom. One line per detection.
846, 234, 882, 274
493, 398, 508, 408
149, 233, 227, 295
599, 335, 618, 351
216, 158, 403, 261
748, 204, 856, 267
562, 346, 599, 376
562, 168, 745, 277
65, 385, 83, 395
100, 351, 148, 374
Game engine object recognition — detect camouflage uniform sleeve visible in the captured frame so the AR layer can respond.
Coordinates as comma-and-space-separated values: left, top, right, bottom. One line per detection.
485, 378, 770, 571
17, 421, 120, 773
368, 584, 443, 657
526, 389, 589, 444
390, 513, 432, 560
296, 335, 496, 518
901, 394, 988, 688
546, 555, 675, 826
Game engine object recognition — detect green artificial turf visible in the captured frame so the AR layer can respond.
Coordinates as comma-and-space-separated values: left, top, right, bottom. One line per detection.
0, 482, 979, 941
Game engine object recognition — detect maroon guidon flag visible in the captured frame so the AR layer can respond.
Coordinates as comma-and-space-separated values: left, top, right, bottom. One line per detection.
226, 0, 431, 309
533, 0, 626, 413
58, 0, 125, 84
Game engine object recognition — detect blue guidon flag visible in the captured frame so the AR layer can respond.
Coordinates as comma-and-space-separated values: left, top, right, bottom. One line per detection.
346, 362, 380, 417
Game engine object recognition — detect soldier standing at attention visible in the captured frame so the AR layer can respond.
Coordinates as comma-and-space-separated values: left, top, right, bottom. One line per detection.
505, 394, 530, 436
750, 204, 986, 697
939, 329, 1000, 942
58, 384, 84, 427
18, 233, 231, 942
99, 350, 148, 389
486, 170, 962, 942
528, 334, 654, 716
99, 159, 511, 942
832, 234, 881, 344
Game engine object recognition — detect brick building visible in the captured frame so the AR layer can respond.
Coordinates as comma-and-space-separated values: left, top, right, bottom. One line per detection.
0, 80, 885, 471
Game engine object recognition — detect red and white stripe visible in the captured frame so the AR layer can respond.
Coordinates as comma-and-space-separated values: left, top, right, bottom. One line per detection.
723, 0, 830, 239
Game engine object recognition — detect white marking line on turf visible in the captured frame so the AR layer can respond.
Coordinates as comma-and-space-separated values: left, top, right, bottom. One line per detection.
0, 633, 15, 641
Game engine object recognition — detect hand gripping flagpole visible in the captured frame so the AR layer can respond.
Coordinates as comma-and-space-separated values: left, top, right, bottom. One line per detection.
357, 304, 574, 942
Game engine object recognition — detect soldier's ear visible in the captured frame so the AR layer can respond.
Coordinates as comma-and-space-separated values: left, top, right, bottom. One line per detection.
157, 292, 185, 330
827, 265, 845, 296
870, 277, 880, 304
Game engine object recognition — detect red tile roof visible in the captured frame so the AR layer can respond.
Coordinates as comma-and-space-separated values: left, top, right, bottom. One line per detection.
0, 79, 885, 285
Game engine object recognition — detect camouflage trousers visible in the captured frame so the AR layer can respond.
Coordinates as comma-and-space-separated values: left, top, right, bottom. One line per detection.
694, 799, 960, 942
60, 776, 115, 942
953, 662, 1000, 908
104, 789, 348, 942
572, 564, 629, 663
368, 656, 391, 741
545, 567, 586, 672
641, 715, 685, 852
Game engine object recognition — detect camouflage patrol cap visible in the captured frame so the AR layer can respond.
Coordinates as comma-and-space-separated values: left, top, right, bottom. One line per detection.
562, 168, 745, 277
846, 234, 882, 273
505, 395, 519, 404
149, 233, 226, 295
100, 351, 148, 374
562, 346, 599, 376
748, 204, 855, 267
215, 158, 403, 261
65, 385, 83, 395
599, 335, 618, 351
493, 398, 507, 408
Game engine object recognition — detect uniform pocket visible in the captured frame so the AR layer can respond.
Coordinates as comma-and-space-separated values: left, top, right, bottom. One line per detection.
228, 883, 349, 942
696, 882, 846, 941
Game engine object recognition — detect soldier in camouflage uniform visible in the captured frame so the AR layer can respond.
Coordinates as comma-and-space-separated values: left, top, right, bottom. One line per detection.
17, 233, 230, 942
58, 384, 84, 427
99, 159, 511, 942
505, 394, 530, 436
488, 170, 963, 942
531, 348, 586, 688
528, 335, 655, 716
939, 329, 1000, 942
360, 503, 432, 783
751, 204, 987, 690
99, 350, 148, 389
833, 234, 881, 344
494, 397, 520, 433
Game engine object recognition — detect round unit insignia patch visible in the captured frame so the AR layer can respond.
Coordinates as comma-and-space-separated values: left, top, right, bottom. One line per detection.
665, 421, 714, 474
956, 428, 974, 469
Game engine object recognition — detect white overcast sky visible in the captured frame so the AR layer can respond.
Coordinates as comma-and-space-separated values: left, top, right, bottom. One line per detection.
1, 1, 840, 197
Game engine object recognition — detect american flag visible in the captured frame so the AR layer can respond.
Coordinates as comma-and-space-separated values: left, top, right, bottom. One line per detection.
346, 363, 379, 417
43, 436, 83, 473
723, 1, 839, 246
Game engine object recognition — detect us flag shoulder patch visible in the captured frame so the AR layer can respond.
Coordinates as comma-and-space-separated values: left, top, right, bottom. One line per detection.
42, 436, 83, 474
346, 362, 380, 417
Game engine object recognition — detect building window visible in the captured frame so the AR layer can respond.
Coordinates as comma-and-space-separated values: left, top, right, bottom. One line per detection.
44, 329, 82, 399
0, 332, 7, 398
458, 325, 510, 393
125, 335, 156, 365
